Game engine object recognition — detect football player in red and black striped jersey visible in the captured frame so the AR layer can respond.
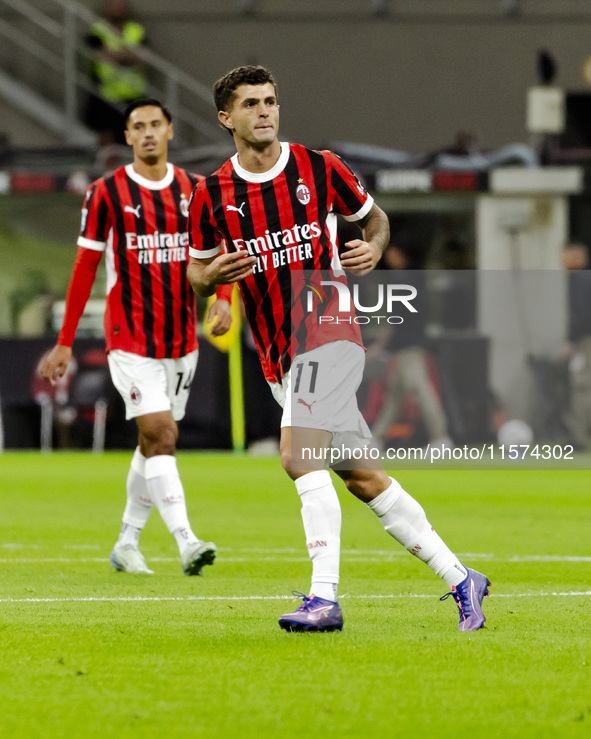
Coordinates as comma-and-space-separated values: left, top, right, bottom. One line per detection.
187, 66, 490, 633
41, 99, 231, 577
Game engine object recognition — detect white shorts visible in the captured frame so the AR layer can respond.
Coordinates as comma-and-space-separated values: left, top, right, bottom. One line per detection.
108, 349, 198, 421
268, 340, 372, 451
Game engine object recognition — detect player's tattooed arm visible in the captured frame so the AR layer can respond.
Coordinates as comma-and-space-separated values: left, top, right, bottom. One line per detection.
188, 252, 257, 297
340, 204, 390, 276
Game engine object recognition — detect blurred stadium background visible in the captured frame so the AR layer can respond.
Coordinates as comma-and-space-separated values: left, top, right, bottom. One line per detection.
3, 0, 591, 453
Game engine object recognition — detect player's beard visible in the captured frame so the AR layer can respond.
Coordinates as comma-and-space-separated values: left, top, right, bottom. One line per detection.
141, 153, 159, 166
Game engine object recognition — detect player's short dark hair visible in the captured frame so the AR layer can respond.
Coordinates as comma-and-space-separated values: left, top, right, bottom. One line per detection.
124, 98, 172, 127
213, 65, 278, 113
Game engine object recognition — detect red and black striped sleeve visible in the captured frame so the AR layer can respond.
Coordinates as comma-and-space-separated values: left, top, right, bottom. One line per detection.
77, 178, 111, 251
323, 150, 374, 222
188, 180, 222, 259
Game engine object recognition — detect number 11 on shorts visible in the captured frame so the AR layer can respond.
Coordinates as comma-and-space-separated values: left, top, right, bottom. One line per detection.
293, 361, 319, 394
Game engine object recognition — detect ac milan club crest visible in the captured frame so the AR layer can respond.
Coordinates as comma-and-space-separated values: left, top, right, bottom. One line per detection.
180, 196, 190, 218
130, 386, 142, 405
296, 183, 311, 205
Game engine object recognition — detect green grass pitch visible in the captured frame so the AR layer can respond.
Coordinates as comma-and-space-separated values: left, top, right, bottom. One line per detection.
1, 452, 590, 738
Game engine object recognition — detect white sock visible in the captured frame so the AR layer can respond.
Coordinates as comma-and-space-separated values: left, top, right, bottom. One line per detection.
295, 470, 341, 602
368, 477, 467, 588
173, 527, 198, 552
118, 447, 152, 541
144, 455, 199, 554
117, 523, 141, 547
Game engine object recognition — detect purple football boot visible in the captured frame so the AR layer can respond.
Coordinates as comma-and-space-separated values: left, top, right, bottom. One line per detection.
440, 568, 491, 631
278, 593, 343, 633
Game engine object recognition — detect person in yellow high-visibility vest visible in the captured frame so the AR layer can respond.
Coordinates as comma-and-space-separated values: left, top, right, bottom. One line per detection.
83, 0, 148, 146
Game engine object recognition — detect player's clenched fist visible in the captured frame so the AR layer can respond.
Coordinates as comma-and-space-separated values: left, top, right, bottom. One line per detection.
39, 344, 72, 386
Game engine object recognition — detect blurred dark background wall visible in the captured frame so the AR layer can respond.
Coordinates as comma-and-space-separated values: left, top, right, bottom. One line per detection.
4, 1, 591, 151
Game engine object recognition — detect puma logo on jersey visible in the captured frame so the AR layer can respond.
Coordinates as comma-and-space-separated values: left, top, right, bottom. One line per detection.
297, 398, 316, 414
125, 204, 142, 217
226, 203, 246, 217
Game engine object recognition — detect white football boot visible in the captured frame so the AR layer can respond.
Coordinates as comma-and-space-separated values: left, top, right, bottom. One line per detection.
109, 543, 154, 574
181, 540, 217, 576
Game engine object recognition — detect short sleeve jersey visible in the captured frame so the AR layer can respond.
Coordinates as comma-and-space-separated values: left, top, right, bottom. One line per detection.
188, 142, 374, 382
79, 163, 200, 358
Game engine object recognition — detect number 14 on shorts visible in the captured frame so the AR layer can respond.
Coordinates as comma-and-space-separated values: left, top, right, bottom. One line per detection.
175, 370, 193, 396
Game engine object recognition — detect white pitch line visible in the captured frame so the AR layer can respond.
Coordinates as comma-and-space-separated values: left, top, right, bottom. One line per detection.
0, 557, 413, 564
0, 558, 110, 563
2, 544, 591, 562
0, 591, 590, 604
0, 554, 590, 564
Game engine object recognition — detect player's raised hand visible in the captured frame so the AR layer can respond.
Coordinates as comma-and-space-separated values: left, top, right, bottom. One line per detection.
207, 250, 257, 284
39, 344, 72, 386
207, 298, 233, 336
340, 239, 381, 276
188, 251, 257, 297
